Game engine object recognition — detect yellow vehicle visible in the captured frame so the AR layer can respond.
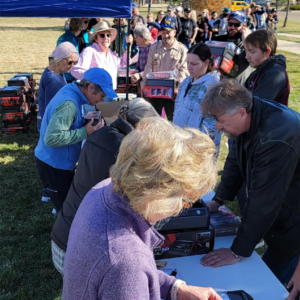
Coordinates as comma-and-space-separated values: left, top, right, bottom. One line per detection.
231, 1, 250, 11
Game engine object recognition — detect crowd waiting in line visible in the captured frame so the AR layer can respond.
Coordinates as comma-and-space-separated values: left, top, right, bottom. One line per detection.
34, 2, 300, 300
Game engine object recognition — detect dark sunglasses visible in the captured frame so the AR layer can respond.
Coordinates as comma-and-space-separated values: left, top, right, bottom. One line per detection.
83, 21, 88, 24
228, 22, 241, 27
98, 33, 111, 38
67, 60, 77, 66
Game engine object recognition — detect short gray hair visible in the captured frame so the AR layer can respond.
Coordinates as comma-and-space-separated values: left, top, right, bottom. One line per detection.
134, 25, 152, 42
78, 79, 105, 95
118, 98, 159, 127
201, 79, 253, 116
131, 16, 143, 26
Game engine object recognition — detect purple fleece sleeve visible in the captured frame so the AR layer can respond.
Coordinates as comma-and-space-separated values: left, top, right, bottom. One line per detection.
157, 270, 177, 299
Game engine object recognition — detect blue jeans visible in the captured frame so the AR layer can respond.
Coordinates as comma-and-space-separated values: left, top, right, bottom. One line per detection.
263, 249, 300, 299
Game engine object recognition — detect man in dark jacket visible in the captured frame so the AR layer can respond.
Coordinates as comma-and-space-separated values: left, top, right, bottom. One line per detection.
51, 98, 159, 274
200, 79, 300, 298
244, 29, 289, 106
212, 10, 252, 85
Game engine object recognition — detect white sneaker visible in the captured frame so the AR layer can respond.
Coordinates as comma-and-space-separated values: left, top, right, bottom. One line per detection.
41, 189, 51, 202
52, 208, 57, 215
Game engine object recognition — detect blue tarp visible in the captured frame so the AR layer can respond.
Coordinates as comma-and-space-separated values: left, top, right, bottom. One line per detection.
0, 0, 132, 18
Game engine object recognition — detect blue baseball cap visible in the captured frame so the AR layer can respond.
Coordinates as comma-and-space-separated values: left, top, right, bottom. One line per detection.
83, 68, 117, 98
132, 2, 139, 8
228, 10, 247, 23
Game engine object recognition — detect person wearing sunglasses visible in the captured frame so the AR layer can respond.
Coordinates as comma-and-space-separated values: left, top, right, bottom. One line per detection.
71, 22, 136, 101
35, 68, 117, 215
155, 10, 165, 24
62, 116, 222, 300
57, 18, 84, 83
78, 18, 94, 54
212, 10, 252, 85
37, 42, 78, 133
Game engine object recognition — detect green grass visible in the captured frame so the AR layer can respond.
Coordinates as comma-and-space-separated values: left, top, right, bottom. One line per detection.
277, 18, 300, 34
0, 16, 300, 300
277, 34, 300, 43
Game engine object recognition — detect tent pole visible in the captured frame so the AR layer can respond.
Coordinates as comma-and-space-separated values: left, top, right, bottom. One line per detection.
118, 18, 121, 57
125, 18, 131, 101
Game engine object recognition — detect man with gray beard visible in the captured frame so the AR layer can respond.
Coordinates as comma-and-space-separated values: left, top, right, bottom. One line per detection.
142, 21, 188, 119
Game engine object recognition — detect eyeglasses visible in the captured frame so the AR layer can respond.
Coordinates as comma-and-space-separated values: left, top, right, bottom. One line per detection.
228, 22, 241, 28
208, 112, 226, 122
64, 59, 78, 66
98, 33, 111, 38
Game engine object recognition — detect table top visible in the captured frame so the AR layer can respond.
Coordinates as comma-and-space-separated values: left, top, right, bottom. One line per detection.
163, 236, 289, 300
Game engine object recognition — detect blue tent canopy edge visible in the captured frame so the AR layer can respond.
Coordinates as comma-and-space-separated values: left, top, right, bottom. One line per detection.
0, 0, 132, 18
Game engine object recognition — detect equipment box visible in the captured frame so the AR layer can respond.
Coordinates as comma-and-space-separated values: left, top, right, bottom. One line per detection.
0, 94, 25, 106
2, 123, 29, 135
7, 76, 29, 87
143, 79, 175, 99
0, 86, 23, 97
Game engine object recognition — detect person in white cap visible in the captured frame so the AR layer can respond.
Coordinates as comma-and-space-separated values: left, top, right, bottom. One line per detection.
35, 68, 117, 214
176, 6, 183, 18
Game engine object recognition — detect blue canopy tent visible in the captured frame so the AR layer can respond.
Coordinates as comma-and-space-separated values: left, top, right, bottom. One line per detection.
0, 0, 133, 99
0, 0, 131, 18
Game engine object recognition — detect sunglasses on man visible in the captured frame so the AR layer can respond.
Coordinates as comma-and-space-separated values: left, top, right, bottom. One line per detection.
228, 22, 242, 28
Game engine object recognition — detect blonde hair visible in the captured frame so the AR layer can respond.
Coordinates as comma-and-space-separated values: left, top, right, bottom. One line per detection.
110, 117, 217, 221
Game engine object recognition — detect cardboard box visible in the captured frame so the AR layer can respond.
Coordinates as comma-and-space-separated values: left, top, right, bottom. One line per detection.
96, 101, 129, 125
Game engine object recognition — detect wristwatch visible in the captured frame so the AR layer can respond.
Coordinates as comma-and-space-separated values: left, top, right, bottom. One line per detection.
212, 195, 224, 206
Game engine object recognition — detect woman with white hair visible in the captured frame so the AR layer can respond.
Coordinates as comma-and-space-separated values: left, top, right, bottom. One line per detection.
51, 98, 159, 274
131, 25, 152, 85
62, 116, 222, 300
37, 42, 78, 132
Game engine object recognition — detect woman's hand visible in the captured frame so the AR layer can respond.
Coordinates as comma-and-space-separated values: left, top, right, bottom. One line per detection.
126, 34, 133, 45
177, 284, 223, 300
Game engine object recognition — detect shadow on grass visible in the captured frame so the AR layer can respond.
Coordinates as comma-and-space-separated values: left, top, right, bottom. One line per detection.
0, 118, 64, 299
0, 26, 64, 31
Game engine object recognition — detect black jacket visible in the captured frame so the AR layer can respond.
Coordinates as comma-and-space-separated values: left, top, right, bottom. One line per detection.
217, 97, 300, 263
244, 55, 290, 106
51, 118, 134, 251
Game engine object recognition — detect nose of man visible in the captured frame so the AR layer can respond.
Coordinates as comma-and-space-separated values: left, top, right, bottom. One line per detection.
215, 122, 223, 131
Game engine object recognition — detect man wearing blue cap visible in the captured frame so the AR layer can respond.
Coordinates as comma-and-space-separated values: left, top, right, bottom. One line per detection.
35, 68, 117, 213
132, 2, 147, 24
212, 10, 252, 85
160, 5, 182, 39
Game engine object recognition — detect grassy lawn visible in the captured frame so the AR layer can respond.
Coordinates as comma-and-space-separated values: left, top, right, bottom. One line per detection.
277, 18, 300, 34
277, 34, 300, 43
0, 17, 300, 300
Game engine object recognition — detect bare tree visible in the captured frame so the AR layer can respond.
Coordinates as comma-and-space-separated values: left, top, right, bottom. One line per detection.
283, 0, 291, 27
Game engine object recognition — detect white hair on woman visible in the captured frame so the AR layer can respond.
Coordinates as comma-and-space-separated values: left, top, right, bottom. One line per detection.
134, 25, 152, 42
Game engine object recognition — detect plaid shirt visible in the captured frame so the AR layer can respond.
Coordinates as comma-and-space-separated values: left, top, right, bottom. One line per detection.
136, 44, 151, 73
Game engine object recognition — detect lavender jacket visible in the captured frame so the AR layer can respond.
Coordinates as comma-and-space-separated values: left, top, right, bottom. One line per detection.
62, 178, 176, 300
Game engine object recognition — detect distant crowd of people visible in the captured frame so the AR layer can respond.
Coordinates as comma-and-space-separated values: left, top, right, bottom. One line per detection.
34, 2, 300, 300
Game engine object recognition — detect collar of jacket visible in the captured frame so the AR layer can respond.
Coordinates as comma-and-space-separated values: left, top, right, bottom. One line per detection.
110, 118, 135, 135
242, 96, 262, 142
103, 181, 165, 249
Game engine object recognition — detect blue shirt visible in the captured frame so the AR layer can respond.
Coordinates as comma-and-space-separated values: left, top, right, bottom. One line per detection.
37, 67, 67, 131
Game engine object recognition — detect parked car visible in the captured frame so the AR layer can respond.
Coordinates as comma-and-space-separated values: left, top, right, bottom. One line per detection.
231, 1, 251, 11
